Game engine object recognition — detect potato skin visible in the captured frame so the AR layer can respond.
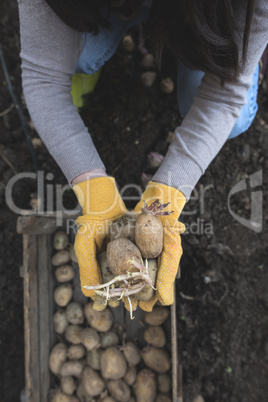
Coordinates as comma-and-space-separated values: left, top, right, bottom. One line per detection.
110, 212, 137, 242
157, 373, 171, 393
65, 325, 83, 344
55, 265, 75, 283
107, 237, 141, 276
136, 258, 157, 301
134, 368, 157, 402
144, 307, 170, 326
82, 367, 105, 397
84, 302, 113, 332
135, 213, 163, 258
144, 326, 166, 348
49, 342, 67, 376
66, 302, 84, 325
51, 250, 70, 266
123, 342, 141, 366
124, 365, 137, 386
141, 346, 171, 373
156, 395, 172, 402
79, 327, 100, 351
87, 348, 102, 370
60, 376, 76, 395
98, 251, 114, 283
54, 284, 73, 307
67, 344, 85, 360
53, 309, 68, 334
101, 347, 127, 380
100, 331, 119, 348
108, 379, 131, 402
60, 360, 83, 377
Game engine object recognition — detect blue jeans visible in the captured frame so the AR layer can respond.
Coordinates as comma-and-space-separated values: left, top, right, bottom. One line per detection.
76, 9, 259, 139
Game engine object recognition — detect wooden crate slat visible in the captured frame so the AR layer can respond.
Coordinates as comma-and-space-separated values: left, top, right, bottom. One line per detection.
23, 234, 40, 402
38, 235, 55, 401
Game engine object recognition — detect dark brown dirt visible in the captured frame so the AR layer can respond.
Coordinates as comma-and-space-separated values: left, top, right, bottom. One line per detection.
0, 1, 267, 401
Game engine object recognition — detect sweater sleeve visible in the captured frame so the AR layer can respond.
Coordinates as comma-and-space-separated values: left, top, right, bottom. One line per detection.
18, 0, 105, 183
153, 0, 268, 200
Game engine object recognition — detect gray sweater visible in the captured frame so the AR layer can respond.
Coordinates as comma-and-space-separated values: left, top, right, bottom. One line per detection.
18, 0, 268, 199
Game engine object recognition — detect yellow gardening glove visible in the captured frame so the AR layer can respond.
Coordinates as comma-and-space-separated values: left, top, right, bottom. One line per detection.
73, 177, 127, 298
134, 181, 186, 311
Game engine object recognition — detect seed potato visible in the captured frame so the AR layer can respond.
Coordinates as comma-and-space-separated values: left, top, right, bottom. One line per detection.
67, 344, 85, 360
60, 360, 84, 377
51, 250, 70, 266
107, 238, 141, 276
123, 342, 141, 366
79, 327, 100, 351
156, 395, 172, 402
60, 376, 76, 395
157, 373, 171, 393
109, 212, 137, 242
101, 347, 127, 380
54, 284, 73, 307
53, 231, 69, 250
98, 251, 114, 283
136, 259, 157, 301
144, 307, 170, 326
82, 367, 105, 397
87, 348, 102, 370
49, 390, 74, 402
65, 325, 83, 344
135, 213, 163, 258
144, 325, 166, 347
49, 342, 67, 376
100, 331, 119, 348
53, 309, 69, 334
134, 369, 157, 402
84, 302, 113, 332
55, 265, 75, 283
66, 302, 84, 324
124, 365, 137, 386
108, 379, 131, 402
141, 346, 171, 373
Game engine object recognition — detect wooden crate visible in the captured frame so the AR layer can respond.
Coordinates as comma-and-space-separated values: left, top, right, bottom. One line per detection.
18, 215, 182, 402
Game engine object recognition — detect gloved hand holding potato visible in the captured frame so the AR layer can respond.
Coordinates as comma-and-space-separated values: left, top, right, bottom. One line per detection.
81, 180, 186, 315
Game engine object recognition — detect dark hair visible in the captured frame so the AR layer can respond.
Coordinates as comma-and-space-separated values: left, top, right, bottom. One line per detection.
45, 0, 256, 82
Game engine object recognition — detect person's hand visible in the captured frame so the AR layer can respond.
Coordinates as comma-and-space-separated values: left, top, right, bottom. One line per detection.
134, 181, 186, 311
73, 177, 127, 299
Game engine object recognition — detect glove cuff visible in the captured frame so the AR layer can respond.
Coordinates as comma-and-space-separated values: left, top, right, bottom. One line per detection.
73, 177, 127, 219
134, 181, 186, 223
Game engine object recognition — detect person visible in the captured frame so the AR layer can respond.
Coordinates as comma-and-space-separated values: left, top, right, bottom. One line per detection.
17, 0, 268, 311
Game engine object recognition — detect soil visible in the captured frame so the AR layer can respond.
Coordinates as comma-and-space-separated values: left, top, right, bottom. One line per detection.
0, 1, 267, 401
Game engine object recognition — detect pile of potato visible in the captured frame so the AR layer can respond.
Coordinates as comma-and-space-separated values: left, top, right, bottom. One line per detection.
49, 231, 173, 402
